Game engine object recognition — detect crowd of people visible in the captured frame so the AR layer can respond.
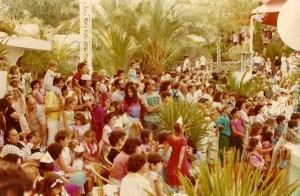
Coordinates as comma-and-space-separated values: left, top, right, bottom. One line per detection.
0, 52, 299, 195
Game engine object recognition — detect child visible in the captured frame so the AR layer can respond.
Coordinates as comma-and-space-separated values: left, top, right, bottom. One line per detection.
107, 130, 126, 163
7, 65, 21, 82
140, 129, 158, 153
72, 145, 85, 171
261, 130, 273, 167
128, 121, 143, 139
43, 60, 64, 103
63, 97, 76, 134
109, 101, 128, 129
74, 112, 90, 142
274, 115, 286, 142
82, 130, 98, 163
90, 95, 106, 143
98, 112, 117, 158
72, 145, 93, 194
157, 131, 171, 182
128, 61, 137, 82
72, 62, 89, 104
26, 132, 41, 153
69, 140, 78, 161
247, 138, 265, 170
144, 153, 165, 196
172, 82, 181, 102
186, 83, 196, 103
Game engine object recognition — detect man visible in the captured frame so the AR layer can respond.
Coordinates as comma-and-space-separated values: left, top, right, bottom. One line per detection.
45, 77, 64, 145
253, 52, 262, 71
200, 54, 206, 69
111, 78, 125, 103
25, 95, 46, 144
182, 56, 191, 72
141, 79, 162, 131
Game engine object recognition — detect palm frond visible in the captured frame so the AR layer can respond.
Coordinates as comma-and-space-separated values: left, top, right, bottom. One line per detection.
158, 100, 211, 148
179, 149, 300, 196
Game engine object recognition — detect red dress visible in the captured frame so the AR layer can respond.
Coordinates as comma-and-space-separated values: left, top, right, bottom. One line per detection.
166, 135, 190, 186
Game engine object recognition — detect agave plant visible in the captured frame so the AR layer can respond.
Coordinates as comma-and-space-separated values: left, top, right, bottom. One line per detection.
157, 99, 211, 149
178, 149, 300, 196
218, 68, 267, 98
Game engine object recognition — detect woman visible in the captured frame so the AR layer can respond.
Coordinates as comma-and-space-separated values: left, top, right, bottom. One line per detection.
0, 128, 31, 158
109, 138, 142, 186
120, 153, 153, 196
31, 79, 45, 106
163, 122, 189, 191
4, 93, 22, 133
122, 85, 142, 120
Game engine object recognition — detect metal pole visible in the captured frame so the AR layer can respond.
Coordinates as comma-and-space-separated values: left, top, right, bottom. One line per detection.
249, 15, 256, 76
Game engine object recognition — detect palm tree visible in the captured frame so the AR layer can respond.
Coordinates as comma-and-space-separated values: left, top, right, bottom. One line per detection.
115, 0, 205, 74
92, 0, 205, 75
92, 0, 136, 74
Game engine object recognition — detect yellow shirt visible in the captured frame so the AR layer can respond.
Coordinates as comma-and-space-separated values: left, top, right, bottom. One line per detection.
45, 91, 61, 121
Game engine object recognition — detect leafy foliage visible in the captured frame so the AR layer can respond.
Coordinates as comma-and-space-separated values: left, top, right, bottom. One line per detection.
2, 0, 75, 27
178, 149, 300, 196
18, 40, 78, 79
219, 69, 267, 98
158, 99, 211, 149
92, 0, 205, 75
0, 40, 10, 71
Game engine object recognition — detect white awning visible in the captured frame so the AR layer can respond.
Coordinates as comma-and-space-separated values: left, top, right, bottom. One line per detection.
1, 33, 51, 51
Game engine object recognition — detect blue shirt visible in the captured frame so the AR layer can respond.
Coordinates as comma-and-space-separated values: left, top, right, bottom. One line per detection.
216, 115, 231, 136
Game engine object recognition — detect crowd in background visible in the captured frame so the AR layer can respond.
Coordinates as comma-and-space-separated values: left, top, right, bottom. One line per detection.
0, 51, 299, 195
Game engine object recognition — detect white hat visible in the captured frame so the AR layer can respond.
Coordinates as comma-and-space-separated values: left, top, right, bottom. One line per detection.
74, 145, 85, 153
81, 74, 91, 80
40, 152, 54, 163
176, 116, 183, 125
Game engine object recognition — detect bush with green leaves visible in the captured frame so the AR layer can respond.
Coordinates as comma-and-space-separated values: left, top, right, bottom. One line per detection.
178, 149, 300, 196
218, 69, 267, 98
157, 99, 211, 149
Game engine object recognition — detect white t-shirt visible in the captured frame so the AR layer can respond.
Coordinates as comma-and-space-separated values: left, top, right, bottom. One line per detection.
72, 158, 84, 171
44, 69, 56, 86
200, 56, 206, 66
143, 171, 159, 195
120, 173, 153, 196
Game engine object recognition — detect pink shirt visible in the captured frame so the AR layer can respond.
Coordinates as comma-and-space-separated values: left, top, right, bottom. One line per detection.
109, 151, 129, 181
230, 117, 244, 136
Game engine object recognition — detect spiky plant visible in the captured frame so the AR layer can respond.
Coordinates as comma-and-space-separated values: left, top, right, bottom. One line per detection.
178, 149, 300, 196
219, 69, 267, 98
157, 99, 211, 149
